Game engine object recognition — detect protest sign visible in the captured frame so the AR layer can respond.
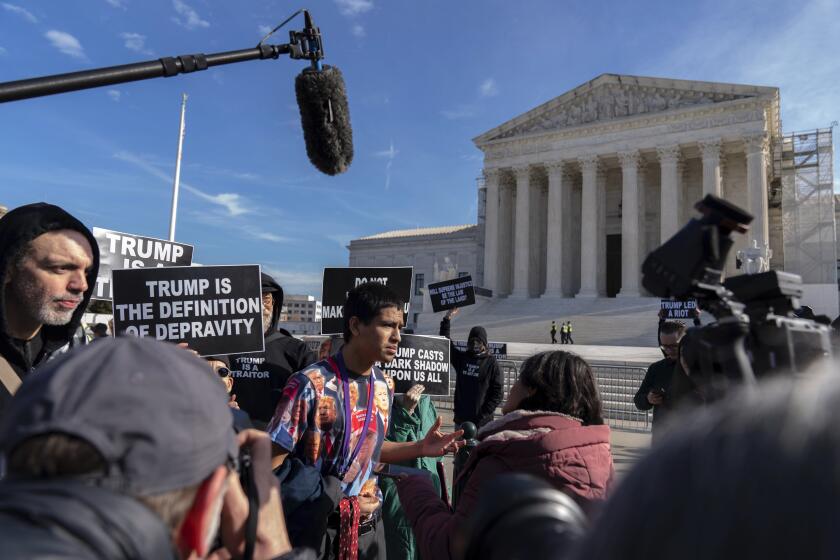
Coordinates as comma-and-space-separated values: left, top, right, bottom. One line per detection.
111, 264, 263, 356
93, 227, 194, 301
427, 275, 476, 312
660, 299, 698, 319
321, 267, 413, 335
453, 340, 508, 358
378, 334, 450, 395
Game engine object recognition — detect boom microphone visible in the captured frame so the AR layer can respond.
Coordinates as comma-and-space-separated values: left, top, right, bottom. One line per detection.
295, 65, 353, 176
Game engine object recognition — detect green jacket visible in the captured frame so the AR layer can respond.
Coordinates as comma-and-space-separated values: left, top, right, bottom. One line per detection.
380, 395, 442, 560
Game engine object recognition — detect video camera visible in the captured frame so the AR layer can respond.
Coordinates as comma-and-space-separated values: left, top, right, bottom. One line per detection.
642, 195, 833, 396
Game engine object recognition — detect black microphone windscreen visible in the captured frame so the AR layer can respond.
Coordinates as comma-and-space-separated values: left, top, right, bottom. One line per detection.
295, 65, 353, 176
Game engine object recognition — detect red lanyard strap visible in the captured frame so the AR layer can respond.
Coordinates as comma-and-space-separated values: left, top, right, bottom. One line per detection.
327, 356, 376, 479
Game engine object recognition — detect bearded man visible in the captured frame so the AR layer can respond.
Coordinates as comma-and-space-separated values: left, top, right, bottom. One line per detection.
0, 203, 99, 413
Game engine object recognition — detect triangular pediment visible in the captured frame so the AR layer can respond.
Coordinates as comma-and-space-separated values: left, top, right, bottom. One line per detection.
474, 74, 778, 144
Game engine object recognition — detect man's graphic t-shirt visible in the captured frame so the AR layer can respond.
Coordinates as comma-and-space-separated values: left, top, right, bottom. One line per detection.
268, 352, 393, 497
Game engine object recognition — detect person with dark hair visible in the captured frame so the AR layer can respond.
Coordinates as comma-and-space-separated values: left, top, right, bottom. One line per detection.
574, 365, 840, 560
269, 281, 462, 560
0, 203, 100, 412
229, 272, 317, 429
0, 337, 304, 560
91, 323, 109, 339
634, 320, 687, 442
440, 307, 503, 428
397, 350, 614, 560
550, 321, 558, 344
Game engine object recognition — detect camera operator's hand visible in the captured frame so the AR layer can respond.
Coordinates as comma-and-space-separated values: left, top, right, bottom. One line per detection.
399, 384, 425, 414
445, 308, 459, 320
647, 390, 664, 406
217, 429, 291, 560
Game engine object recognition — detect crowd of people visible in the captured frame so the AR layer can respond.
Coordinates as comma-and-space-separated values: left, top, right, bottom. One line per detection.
1, 200, 840, 559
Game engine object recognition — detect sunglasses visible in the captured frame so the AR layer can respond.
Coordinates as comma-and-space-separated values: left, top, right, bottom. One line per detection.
216, 367, 231, 378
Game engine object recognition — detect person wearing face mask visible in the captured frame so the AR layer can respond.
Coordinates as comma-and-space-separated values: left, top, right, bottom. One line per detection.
440, 308, 503, 428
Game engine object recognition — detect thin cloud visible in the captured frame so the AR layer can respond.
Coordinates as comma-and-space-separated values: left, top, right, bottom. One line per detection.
113, 150, 252, 217
106, 89, 121, 102
0, 46, 7, 56
172, 0, 209, 30
249, 230, 289, 243
479, 78, 498, 97
352, 24, 366, 38
45, 30, 86, 60
105, 0, 127, 9
373, 142, 398, 159
181, 186, 249, 216
335, 0, 373, 16
2, 3, 37, 23
121, 32, 153, 55
441, 105, 477, 120
258, 24, 273, 36
374, 140, 397, 190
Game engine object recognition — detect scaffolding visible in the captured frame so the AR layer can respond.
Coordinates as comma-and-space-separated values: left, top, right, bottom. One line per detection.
774, 128, 837, 285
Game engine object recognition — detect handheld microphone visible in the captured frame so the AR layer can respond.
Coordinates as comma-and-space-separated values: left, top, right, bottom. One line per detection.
296, 64, 354, 176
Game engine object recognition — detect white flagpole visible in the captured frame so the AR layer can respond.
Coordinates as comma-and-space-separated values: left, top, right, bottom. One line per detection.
168, 93, 188, 241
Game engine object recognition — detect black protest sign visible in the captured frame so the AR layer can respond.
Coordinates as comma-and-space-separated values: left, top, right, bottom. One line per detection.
453, 340, 508, 358
428, 275, 476, 312
378, 334, 450, 395
111, 265, 264, 356
321, 267, 413, 335
660, 299, 698, 320
93, 227, 194, 301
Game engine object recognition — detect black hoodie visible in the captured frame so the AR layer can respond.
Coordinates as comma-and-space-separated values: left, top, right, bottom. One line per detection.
0, 203, 99, 377
229, 273, 317, 426
440, 317, 503, 427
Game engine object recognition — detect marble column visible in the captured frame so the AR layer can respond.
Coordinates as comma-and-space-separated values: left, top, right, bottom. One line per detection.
657, 145, 683, 244
597, 169, 608, 297
577, 156, 600, 298
543, 162, 566, 297
699, 138, 722, 197
511, 165, 533, 298
497, 181, 514, 296
745, 133, 770, 250
482, 168, 501, 295
618, 150, 642, 297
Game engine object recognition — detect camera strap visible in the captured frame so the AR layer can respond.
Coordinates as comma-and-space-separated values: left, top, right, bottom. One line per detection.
239, 449, 258, 560
327, 355, 376, 480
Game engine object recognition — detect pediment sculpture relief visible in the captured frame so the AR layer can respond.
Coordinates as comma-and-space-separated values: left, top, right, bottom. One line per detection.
494, 84, 754, 139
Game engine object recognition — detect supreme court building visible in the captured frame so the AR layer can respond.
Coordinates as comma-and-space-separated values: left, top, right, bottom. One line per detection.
476, 74, 837, 307
350, 74, 838, 315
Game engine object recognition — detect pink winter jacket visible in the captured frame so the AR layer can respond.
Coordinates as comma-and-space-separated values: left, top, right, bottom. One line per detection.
396, 410, 615, 560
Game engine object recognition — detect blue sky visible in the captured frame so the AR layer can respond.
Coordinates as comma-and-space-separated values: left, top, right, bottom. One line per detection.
1, 0, 838, 296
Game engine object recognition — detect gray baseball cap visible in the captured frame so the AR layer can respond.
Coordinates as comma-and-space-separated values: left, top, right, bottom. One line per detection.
0, 337, 239, 496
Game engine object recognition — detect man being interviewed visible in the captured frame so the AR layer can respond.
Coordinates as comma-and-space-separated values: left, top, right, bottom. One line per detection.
269, 282, 462, 560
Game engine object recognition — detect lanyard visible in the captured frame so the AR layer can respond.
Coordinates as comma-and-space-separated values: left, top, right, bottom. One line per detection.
327, 354, 376, 479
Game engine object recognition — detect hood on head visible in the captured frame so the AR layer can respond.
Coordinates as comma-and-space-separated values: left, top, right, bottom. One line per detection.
261, 272, 284, 332
468, 326, 488, 348
0, 203, 99, 349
